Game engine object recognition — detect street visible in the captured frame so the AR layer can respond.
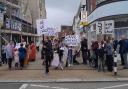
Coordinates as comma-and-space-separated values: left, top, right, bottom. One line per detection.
0, 82, 128, 89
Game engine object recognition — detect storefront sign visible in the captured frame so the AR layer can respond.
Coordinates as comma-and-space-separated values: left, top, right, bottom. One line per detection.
96, 21, 104, 34
96, 20, 114, 35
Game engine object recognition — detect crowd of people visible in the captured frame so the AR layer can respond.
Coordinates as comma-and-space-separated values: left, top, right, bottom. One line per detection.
82, 35, 128, 72
1, 35, 128, 76
1, 41, 36, 70
41, 35, 128, 75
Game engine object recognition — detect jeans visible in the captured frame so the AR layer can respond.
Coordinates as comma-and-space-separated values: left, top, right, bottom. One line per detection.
98, 56, 105, 71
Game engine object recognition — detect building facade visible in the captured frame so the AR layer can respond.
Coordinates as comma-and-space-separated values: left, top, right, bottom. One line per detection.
86, 0, 128, 44
58, 25, 73, 41
72, 0, 87, 37
0, 0, 46, 43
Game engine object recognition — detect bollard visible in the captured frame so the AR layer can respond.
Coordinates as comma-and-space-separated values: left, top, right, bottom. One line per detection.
114, 51, 117, 76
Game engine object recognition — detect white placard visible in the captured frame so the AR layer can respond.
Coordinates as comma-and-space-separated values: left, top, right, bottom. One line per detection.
104, 20, 114, 34
64, 35, 80, 46
45, 27, 56, 36
36, 19, 47, 35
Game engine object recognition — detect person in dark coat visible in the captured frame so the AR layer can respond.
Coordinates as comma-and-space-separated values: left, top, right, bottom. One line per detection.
81, 38, 88, 65
105, 39, 114, 72
119, 35, 127, 66
91, 41, 99, 68
43, 37, 53, 74
119, 35, 128, 68
98, 40, 105, 71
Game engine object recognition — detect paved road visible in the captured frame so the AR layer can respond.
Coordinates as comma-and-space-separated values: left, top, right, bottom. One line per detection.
1, 82, 128, 89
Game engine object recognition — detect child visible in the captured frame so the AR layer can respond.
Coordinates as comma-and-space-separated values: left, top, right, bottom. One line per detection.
14, 48, 19, 69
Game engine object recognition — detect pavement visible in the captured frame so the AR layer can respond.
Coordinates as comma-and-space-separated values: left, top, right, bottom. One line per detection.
0, 51, 128, 82
1, 82, 128, 89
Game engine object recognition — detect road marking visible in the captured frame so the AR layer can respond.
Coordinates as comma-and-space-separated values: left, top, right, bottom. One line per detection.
19, 84, 28, 89
97, 84, 128, 89
30, 84, 69, 89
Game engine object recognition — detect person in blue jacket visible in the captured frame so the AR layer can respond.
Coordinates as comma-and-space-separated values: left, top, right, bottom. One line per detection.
18, 43, 26, 69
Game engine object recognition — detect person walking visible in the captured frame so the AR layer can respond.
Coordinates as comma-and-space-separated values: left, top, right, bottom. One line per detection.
51, 40, 63, 70
98, 40, 106, 72
58, 41, 64, 63
29, 41, 36, 62
43, 37, 53, 75
18, 43, 26, 69
5, 42, 14, 70
81, 38, 88, 65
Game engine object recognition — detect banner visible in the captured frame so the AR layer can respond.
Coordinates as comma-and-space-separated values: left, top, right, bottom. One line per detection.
36, 19, 47, 35
64, 35, 80, 46
36, 19, 57, 36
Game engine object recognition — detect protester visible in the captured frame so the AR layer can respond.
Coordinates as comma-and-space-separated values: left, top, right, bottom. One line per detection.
67, 46, 73, 67
58, 41, 64, 63
105, 39, 114, 72
81, 38, 88, 65
98, 40, 106, 72
5, 42, 14, 69
18, 43, 26, 69
119, 35, 128, 68
91, 41, 99, 69
14, 48, 19, 69
29, 41, 36, 62
48, 38, 53, 65
24, 44, 30, 66
1, 44, 7, 64
43, 37, 53, 75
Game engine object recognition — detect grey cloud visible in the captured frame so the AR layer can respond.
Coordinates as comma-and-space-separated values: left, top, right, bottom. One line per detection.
45, 0, 80, 26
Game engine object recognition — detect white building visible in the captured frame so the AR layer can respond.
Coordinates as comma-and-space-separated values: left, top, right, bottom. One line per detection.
87, 0, 128, 40
72, 0, 87, 37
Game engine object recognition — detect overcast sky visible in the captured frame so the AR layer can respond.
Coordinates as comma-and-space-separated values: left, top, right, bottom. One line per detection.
45, 0, 80, 27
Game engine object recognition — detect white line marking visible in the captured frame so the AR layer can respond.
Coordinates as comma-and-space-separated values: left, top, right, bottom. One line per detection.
30, 84, 69, 89
97, 84, 128, 89
19, 84, 28, 89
